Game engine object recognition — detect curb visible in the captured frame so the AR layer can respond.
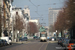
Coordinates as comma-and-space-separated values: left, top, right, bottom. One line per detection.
12, 41, 31, 44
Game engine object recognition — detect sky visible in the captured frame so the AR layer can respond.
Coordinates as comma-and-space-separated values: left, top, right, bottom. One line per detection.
13, 0, 65, 26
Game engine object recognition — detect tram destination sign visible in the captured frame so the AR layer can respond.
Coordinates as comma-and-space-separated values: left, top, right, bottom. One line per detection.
41, 32, 46, 34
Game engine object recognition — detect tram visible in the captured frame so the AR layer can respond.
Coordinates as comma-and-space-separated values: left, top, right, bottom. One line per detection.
40, 31, 47, 42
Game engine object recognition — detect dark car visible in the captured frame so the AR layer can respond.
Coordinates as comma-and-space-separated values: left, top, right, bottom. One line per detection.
21, 37, 28, 41
3, 40, 8, 46
0, 39, 7, 47
57, 37, 62, 41
0, 39, 4, 47
58, 37, 65, 45
61, 38, 70, 47
33, 36, 39, 40
19, 37, 22, 41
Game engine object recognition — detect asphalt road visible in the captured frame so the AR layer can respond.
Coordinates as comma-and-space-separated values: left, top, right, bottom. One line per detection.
47, 41, 63, 50
0, 40, 63, 50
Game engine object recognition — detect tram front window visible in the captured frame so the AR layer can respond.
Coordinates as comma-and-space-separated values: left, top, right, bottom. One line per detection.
41, 34, 46, 37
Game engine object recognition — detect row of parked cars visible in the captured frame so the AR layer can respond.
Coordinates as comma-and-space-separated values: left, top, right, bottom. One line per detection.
57, 37, 75, 50
0, 37, 12, 47
19, 37, 28, 41
0, 39, 8, 47
19, 36, 40, 41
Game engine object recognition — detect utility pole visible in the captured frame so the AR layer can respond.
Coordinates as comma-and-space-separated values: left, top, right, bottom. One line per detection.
53, 13, 54, 25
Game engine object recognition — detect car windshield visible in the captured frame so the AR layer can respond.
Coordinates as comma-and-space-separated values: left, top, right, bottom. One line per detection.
41, 34, 46, 37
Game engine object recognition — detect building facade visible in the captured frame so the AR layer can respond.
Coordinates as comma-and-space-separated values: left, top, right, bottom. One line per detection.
0, 0, 13, 37
48, 8, 61, 26
29, 19, 39, 25
22, 6, 30, 21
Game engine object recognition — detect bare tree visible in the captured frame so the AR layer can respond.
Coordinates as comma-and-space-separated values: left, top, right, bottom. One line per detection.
54, 11, 66, 31
65, 0, 75, 28
27, 22, 38, 35
54, 0, 75, 37
14, 12, 24, 31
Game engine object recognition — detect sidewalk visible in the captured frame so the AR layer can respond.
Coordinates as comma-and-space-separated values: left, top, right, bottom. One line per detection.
12, 41, 28, 44
12, 40, 32, 44
11, 39, 34, 44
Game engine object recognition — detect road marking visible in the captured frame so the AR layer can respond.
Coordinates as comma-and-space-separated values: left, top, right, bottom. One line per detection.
49, 41, 58, 43
45, 43, 48, 50
39, 43, 45, 50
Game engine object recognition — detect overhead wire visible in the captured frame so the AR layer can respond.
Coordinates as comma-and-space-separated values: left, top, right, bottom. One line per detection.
29, 0, 37, 7
29, 0, 64, 26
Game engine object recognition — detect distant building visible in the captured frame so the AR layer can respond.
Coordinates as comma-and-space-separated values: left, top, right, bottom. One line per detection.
12, 7, 23, 18
0, 0, 13, 37
29, 19, 39, 25
48, 8, 61, 26
22, 6, 30, 21
29, 19, 40, 37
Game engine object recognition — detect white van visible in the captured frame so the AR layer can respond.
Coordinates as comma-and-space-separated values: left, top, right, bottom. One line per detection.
1, 37, 12, 45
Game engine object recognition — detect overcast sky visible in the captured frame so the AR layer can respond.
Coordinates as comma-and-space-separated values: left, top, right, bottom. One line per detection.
13, 0, 65, 26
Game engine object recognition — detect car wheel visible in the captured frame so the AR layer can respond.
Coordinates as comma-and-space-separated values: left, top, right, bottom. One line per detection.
10, 43, 12, 45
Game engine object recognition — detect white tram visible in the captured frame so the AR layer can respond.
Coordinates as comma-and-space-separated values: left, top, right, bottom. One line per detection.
40, 32, 47, 42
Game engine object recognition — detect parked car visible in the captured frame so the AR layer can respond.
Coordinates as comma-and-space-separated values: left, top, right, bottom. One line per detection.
1, 37, 12, 45
19, 37, 22, 41
61, 38, 70, 47
33, 36, 39, 40
58, 37, 65, 45
67, 39, 75, 50
21, 37, 28, 41
57, 37, 62, 41
49, 37, 56, 41
0, 39, 4, 47
3, 40, 8, 46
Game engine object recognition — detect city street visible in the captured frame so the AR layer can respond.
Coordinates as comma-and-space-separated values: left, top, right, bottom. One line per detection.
0, 0, 75, 50
0, 40, 63, 50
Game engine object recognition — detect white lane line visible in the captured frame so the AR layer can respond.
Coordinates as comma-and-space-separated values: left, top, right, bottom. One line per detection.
39, 43, 45, 50
45, 43, 48, 50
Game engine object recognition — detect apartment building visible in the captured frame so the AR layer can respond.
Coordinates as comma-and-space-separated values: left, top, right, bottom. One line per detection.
0, 0, 13, 36
48, 8, 61, 26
